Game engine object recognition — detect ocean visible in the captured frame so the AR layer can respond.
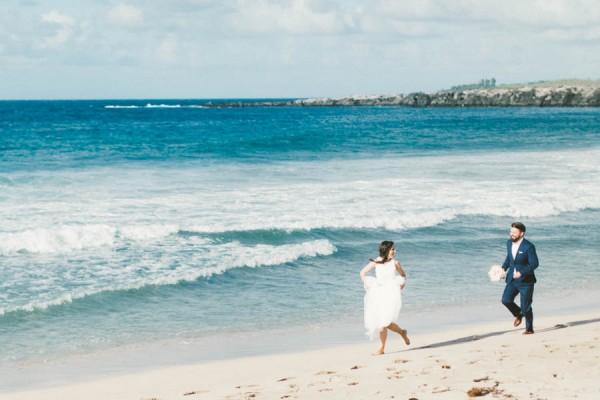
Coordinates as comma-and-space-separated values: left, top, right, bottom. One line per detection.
1, 101, 599, 389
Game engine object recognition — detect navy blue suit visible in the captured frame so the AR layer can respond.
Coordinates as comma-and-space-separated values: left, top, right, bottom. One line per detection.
501, 238, 539, 332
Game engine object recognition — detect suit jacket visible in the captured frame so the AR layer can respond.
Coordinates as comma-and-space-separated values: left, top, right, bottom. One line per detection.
502, 238, 539, 284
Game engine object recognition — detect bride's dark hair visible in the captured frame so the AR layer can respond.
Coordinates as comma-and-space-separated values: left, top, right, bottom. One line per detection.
370, 240, 395, 264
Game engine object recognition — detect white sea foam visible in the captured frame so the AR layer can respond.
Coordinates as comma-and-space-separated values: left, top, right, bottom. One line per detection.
0, 239, 336, 315
2, 148, 599, 239
104, 104, 205, 109
183, 147, 600, 232
2, 147, 599, 316
0, 225, 117, 255
145, 103, 181, 108
0, 224, 179, 255
117, 224, 179, 241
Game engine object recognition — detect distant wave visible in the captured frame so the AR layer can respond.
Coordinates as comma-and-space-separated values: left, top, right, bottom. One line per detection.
0, 224, 180, 255
0, 239, 336, 316
3, 148, 599, 253
104, 104, 205, 109
186, 209, 458, 233
1, 293, 77, 315
145, 103, 181, 108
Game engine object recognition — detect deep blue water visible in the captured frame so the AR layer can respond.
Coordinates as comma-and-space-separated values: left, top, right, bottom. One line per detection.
1, 101, 600, 386
2, 101, 599, 171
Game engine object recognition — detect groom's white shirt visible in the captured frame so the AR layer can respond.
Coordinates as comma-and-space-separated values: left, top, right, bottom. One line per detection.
511, 237, 523, 276
511, 238, 523, 259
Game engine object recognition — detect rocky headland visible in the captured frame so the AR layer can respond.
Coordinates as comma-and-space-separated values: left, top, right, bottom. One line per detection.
205, 79, 600, 108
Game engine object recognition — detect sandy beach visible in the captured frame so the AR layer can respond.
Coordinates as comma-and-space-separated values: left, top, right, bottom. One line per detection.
5, 310, 599, 400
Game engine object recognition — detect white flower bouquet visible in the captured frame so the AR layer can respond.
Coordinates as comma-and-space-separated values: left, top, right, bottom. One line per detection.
488, 265, 506, 282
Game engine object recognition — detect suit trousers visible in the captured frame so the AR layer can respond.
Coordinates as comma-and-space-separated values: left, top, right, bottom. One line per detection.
501, 280, 534, 332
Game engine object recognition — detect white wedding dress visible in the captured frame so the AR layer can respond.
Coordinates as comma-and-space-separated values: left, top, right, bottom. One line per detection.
363, 259, 405, 340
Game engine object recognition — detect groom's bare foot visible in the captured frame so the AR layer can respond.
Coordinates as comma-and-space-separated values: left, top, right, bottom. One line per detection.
400, 329, 410, 345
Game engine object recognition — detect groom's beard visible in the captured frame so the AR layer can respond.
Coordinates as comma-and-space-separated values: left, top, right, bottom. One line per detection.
510, 236, 521, 242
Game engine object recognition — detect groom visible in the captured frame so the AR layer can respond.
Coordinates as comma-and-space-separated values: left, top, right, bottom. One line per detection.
501, 222, 539, 334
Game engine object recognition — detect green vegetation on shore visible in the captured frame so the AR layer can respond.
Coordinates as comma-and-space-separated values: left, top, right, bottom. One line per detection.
497, 78, 600, 89
443, 78, 600, 93
449, 78, 496, 91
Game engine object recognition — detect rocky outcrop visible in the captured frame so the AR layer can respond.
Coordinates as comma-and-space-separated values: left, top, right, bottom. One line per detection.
204, 85, 600, 108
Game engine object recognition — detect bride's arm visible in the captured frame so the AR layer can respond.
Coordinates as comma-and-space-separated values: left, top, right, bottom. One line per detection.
395, 260, 406, 289
360, 261, 376, 287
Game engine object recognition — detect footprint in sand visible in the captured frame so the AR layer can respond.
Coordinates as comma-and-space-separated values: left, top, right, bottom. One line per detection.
543, 343, 560, 353
183, 389, 209, 396
386, 367, 406, 380
276, 377, 295, 382
314, 370, 336, 375
235, 384, 259, 389
226, 393, 258, 400
387, 374, 402, 380
432, 386, 451, 394
308, 381, 334, 394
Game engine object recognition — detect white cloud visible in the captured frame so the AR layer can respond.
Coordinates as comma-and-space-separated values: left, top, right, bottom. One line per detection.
1, 0, 599, 98
369, 0, 600, 34
42, 10, 75, 26
39, 11, 76, 48
109, 4, 144, 27
230, 0, 349, 34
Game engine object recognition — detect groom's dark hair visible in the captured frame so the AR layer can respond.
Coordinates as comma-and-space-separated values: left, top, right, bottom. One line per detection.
511, 222, 526, 233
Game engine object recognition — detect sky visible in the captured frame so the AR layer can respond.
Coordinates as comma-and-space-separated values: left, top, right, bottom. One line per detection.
1, 0, 599, 100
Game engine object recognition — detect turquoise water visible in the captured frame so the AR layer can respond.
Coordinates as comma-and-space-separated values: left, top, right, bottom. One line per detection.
1, 102, 600, 387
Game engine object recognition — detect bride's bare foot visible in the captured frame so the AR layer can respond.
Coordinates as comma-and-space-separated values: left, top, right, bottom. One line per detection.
373, 348, 385, 355
400, 329, 410, 345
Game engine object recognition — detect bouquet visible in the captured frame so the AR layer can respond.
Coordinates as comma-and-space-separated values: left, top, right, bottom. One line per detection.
488, 265, 506, 282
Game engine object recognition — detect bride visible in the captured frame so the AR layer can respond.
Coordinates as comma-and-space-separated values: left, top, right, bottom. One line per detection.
360, 240, 410, 354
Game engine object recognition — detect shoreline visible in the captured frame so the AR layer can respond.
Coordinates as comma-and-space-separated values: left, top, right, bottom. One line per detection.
202, 81, 600, 108
4, 309, 599, 400
3, 288, 599, 397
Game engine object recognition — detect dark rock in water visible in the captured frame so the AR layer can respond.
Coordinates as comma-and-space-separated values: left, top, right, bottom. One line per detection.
204, 83, 600, 108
